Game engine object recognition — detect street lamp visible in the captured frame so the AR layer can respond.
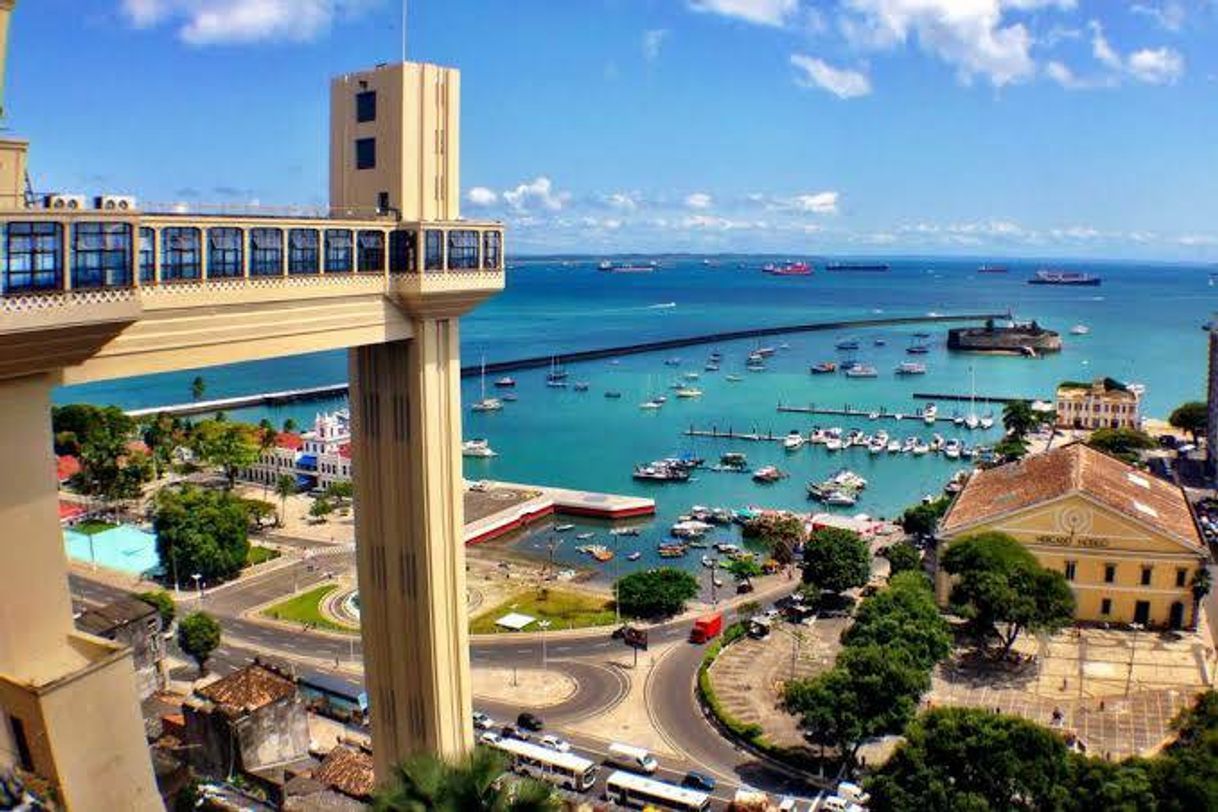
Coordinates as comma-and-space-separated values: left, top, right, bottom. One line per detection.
539, 620, 551, 672
1125, 622, 1144, 696
191, 572, 203, 603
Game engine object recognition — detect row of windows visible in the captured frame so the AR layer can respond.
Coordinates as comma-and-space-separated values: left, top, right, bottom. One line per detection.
1, 222, 500, 292
1064, 560, 1190, 588
1058, 400, 1136, 414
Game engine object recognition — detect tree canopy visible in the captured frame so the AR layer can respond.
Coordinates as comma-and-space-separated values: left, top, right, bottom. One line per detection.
725, 557, 764, 582
372, 745, 559, 811
883, 541, 922, 576
843, 572, 950, 670
154, 485, 251, 583
900, 497, 950, 538
941, 532, 1075, 655
801, 527, 871, 596
178, 612, 221, 673
1086, 427, 1157, 464
52, 403, 152, 501
741, 512, 804, 565
1002, 400, 1041, 440
1168, 401, 1208, 441
190, 419, 261, 488
136, 590, 176, 628
615, 567, 700, 619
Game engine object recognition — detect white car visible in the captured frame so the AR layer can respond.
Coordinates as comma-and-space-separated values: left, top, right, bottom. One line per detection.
538, 734, 571, 753
472, 712, 495, 730
478, 731, 502, 746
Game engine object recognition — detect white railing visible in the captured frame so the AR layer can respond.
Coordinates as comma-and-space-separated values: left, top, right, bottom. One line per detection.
0, 287, 139, 314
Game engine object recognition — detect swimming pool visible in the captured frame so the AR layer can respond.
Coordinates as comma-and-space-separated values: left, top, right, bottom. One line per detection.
64, 525, 161, 577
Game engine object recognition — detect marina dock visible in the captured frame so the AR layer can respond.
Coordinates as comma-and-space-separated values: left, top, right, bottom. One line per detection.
775, 404, 955, 423
123, 312, 1007, 418
464, 481, 655, 546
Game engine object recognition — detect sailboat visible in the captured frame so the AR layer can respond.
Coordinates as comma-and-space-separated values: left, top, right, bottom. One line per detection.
964, 365, 979, 429
639, 373, 663, 410
471, 357, 503, 412
546, 356, 569, 388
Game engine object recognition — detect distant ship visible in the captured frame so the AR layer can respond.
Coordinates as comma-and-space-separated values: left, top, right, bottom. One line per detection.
599, 260, 657, 273
825, 262, 890, 272
1028, 269, 1101, 286
763, 261, 812, 276
977, 264, 1009, 273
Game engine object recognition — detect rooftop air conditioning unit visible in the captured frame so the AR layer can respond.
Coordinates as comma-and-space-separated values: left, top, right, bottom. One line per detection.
44, 193, 86, 210
95, 195, 137, 211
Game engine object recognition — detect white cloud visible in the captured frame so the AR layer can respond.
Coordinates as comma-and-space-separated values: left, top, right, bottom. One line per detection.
643, 29, 668, 62
790, 191, 840, 214
687, 0, 799, 27
684, 192, 713, 209
1179, 235, 1218, 247
606, 192, 639, 211
1089, 21, 1122, 71
1128, 47, 1185, 85
466, 187, 498, 207
503, 177, 570, 212
790, 55, 872, 99
839, 0, 1076, 87
121, 0, 368, 44
1131, 2, 1186, 32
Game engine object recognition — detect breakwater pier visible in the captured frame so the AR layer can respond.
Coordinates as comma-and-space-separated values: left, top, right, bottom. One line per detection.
122, 312, 1006, 418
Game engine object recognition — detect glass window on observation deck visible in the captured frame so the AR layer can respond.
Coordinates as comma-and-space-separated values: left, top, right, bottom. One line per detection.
71, 222, 132, 289
139, 227, 155, 283
250, 228, 284, 276
389, 229, 417, 272
161, 227, 201, 281
289, 228, 320, 275
424, 229, 443, 271
483, 231, 502, 270
325, 229, 353, 273
3, 221, 63, 293
208, 227, 243, 278
447, 230, 479, 270
357, 230, 384, 272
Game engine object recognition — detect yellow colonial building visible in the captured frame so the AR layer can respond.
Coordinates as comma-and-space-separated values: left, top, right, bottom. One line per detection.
1055, 377, 1141, 431
937, 443, 1209, 629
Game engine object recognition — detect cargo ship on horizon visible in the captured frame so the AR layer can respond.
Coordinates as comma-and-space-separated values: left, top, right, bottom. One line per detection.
825, 262, 890, 272
1027, 269, 1102, 286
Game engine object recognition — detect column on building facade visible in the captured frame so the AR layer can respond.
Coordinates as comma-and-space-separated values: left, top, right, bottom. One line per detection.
348, 319, 473, 781
0, 374, 159, 810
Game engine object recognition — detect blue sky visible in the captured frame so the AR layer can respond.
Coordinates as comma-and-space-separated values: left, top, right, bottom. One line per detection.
6, 0, 1218, 259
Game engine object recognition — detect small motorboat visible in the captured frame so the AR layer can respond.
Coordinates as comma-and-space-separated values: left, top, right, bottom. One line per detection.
844, 364, 878, 378
1070, 324, 1090, 336
573, 382, 590, 392
922, 403, 938, 424
554, 524, 575, 532
675, 387, 703, 398
810, 361, 838, 374
725, 374, 743, 382
626, 551, 642, 561
575, 532, 595, 541
604, 391, 622, 399
664, 357, 682, 366
783, 431, 806, 451
494, 377, 516, 388
461, 438, 497, 458
896, 362, 927, 375
752, 466, 786, 483
639, 400, 663, 410
501, 393, 518, 402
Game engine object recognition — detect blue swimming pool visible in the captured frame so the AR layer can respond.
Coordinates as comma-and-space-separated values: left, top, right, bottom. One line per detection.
64, 525, 161, 576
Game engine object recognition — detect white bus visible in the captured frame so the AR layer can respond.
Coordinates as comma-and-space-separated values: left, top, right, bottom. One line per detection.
493, 738, 599, 792
604, 770, 711, 811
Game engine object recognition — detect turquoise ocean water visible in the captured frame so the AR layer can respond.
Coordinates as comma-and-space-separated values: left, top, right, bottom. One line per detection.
58, 256, 1216, 579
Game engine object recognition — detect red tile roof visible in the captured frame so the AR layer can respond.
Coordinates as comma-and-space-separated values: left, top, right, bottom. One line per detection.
277, 433, 305, 451
313, 745, 375, 800
59, 501, 87, 521
56, 455, 81, 482
941, 442, 1203, 550
195, 661, 297, 717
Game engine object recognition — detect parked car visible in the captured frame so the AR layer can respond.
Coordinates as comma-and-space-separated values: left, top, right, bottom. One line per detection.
517, 712, 544, 731
478, 731, 502, 746
500, 725, 530, 741
538, 734, 571, 753
681, 771, 717, 792
472, 712, 494, 730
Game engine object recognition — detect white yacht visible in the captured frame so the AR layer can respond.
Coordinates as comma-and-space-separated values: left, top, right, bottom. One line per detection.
887, 440, 902, 453
1070, 324, 1090, 335
462, 438, 498, 458
639, 399, 663, 410
979, 414, 995, 430
470, 357, 503, 412
922, 403, 938, 424
783, 431, 806, 451
675, 387, 703, 398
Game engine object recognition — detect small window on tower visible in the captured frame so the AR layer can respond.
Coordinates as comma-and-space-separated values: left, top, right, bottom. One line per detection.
356, 138, 376, 170
356, 90, 377, 123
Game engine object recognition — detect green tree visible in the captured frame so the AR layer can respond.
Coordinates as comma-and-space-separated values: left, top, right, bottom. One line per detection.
326, 479, 354, 503
256, 419, 278, 496
140, 411, 181, 479
735, 600, 763, 623
900, 497, 950, 538
274, 474, 297, 526
154, 485, 251, 583
843, 572, 950, 670
372, 745, 559, 811
53, 404, 151, 501
785, 644, 929, 765
802, 527, 871, 596
241, 498, 277, 531
136, 590, 176, 628
190, 375, 206, 402
309, 496, 335, 523
883, 541, 922, 576
1192, 569, 1213, 632
1169, 401, 1208, 442
725, 557, 763, 584
281, 417, 298, 434
941, 532, 1076, 656
866, 707, 1073, 812
741, 513, 804, 565
191, 419, 260, 488
1086, 427, 1158, 464
177, 611, 221, 674
1066, 756, 1158, 812
994, 435, 1030, 461
1149, 690, 1218, 811
1002, 399, 1040, 440
615, 567, 700, 619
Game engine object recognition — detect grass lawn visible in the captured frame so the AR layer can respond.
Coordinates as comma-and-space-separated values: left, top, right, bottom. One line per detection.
74, 520, 117, 535
246, 545, 280, 567
469, 588, 616, 635
262, 584, 356, 634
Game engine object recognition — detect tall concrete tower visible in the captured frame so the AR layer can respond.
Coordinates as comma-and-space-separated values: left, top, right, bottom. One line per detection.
1207, 317, 1218, 480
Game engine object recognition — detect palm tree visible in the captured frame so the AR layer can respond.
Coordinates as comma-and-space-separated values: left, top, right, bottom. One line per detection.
274, 474, 296, 527
372, 746, 559, 812
1002, 399, 1039, 440
1191, 568, 1212, 631
257, 419, 278, 499
190, 375, 206, 402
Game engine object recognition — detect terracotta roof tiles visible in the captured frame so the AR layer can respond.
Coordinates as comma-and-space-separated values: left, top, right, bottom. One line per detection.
313, 745, 375, 800
195, 661, 297, 717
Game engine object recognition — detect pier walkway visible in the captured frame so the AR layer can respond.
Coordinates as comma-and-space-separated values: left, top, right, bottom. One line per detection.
464, 480, 654, 546
120, 312, 1006, 418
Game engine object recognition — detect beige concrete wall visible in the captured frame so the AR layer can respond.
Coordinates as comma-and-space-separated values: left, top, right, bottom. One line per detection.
0, 137, 26, 210
330, 62, 460, 221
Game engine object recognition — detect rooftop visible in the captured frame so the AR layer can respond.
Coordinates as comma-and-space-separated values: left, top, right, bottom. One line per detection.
195, 660, 297, 717
75, 596, 157, 637
941, 442, 1204, 550
312, 745, 376, 800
